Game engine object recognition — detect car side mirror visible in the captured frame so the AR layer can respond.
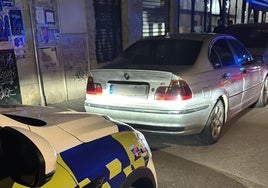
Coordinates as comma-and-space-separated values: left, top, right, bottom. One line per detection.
0, 126, 57, 187
253, 55, 264, 64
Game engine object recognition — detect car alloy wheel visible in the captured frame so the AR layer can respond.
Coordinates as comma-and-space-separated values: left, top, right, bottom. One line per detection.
210, 102, 224, 140
200, 100, 224, 144
262, 77, 268, 106
254, 76, 268, 107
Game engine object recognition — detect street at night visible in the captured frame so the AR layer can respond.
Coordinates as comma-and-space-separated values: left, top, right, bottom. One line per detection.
53, 99, 268, 188
145, 106, 268, 188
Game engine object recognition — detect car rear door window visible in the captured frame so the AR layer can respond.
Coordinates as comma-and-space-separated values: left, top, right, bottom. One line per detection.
210, 39, 236, 68
210, 47, 222, 68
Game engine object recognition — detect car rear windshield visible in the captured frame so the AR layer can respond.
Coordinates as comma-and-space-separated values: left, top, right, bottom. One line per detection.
118, 39, 202, 66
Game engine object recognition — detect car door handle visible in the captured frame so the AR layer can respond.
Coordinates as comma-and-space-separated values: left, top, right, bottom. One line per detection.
241, 69, 247, 74
222, 73, 231, 79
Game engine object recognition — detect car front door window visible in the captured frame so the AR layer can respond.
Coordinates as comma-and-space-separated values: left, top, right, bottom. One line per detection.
210, 38, 244, 115
228, 38, 263, 105
228, 38, 252, 65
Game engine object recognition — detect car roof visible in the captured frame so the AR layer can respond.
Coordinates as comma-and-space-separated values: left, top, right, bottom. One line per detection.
224, 23, 268, 31
141, 33, 230, 42
222, 23, 268, 49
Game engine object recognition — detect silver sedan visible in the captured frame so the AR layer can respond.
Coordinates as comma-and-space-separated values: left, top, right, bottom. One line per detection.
84, 33, 268, 144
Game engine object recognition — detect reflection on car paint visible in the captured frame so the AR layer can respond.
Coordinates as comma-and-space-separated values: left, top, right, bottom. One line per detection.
60, 133, 150, 188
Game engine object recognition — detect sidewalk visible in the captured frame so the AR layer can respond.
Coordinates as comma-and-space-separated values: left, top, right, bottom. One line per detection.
49, 98, 85, 112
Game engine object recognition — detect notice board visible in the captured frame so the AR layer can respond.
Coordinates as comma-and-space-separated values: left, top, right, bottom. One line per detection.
0, 49, 22, 104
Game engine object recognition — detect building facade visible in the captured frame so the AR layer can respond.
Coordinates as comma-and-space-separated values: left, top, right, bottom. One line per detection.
0, 0, 267, 106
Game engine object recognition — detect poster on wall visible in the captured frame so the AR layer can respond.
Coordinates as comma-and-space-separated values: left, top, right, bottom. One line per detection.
39, 47, 59, 70
1, 0, 14, 7
13, 35, 26, 58
37, 26, 59, 47
0, 41, 13, 50
0, 3, 27, 58
9, 9, 24, 36
0, 14, 11, 41
35, 6, 45, 24
45, 10, 55, 24
0, 49, 22, 104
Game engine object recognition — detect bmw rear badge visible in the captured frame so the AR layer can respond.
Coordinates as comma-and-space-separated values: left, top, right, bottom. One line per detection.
124, 73, 130, 80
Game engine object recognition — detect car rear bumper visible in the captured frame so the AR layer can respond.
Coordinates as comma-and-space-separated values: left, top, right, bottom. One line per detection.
84, 101, 211, 135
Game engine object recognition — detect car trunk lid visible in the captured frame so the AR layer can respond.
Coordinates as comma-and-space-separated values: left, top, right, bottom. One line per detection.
89, 69, 175, 99
87, 68, 193, 109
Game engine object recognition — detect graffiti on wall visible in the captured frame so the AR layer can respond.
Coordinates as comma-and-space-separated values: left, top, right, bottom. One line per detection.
0, 49, 22, 104
61, 34, 88, 80
74, 67, 88, 80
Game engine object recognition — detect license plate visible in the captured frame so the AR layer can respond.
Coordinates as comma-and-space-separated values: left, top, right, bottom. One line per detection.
109, 84, 148, 97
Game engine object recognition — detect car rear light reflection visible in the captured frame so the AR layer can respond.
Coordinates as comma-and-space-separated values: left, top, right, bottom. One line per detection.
154, 80, 192, 101
86, 76, 102, 95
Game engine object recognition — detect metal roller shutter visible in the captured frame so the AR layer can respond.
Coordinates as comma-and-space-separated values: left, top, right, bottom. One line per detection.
143, 0, 170, 37
94, 0, 122, 63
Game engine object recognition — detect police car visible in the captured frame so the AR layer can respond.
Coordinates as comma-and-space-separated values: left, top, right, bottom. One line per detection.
0, 105, 157, 188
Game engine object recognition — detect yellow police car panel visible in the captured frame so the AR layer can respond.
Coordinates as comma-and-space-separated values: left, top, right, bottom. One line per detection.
0, 105, 157, 188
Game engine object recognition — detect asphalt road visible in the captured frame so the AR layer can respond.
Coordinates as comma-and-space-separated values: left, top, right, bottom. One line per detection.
143, 106, 268, 188
51, 99, 268, 188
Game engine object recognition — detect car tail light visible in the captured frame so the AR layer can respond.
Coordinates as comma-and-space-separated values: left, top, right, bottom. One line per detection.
86, 76, 102, 95
154, 80, 192, 101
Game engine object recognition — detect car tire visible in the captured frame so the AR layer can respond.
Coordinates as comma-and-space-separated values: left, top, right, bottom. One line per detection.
120, 167, 156, 188
253, 76, 268, 108
200, 100, 224, 145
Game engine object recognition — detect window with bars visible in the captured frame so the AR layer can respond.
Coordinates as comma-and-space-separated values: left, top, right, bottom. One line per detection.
142, 0, 170, 37
94, 0, 122, 63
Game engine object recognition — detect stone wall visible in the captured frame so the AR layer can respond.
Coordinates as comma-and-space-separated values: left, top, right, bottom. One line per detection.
13, 0, 41, 105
